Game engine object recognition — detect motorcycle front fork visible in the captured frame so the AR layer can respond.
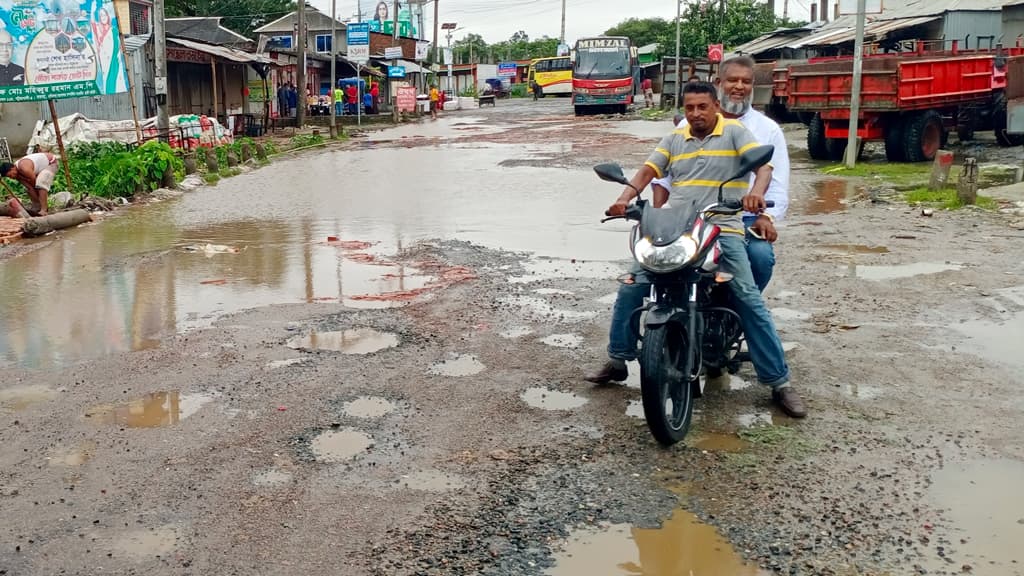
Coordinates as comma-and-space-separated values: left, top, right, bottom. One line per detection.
648, 284, 701, 391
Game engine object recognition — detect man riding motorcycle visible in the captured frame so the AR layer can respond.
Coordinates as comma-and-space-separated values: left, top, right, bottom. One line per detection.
584, 79, 807, 419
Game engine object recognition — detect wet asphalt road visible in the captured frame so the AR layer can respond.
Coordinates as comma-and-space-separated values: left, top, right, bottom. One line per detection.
2, 97, 1024, 575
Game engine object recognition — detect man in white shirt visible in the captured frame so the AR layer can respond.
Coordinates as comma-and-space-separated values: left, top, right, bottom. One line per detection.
652, 55, 789, 291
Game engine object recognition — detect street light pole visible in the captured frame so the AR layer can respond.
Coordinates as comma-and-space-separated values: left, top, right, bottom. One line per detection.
560, 0, 566, 44
674, 0, 682, 110
329, 0, 337, 137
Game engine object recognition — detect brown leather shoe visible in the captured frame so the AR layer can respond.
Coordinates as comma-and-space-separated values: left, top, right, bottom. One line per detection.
584, 361, 628, 384
772, 386, 808, 418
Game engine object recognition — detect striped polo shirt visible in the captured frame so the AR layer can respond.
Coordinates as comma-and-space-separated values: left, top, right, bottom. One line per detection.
644, 114, 765, 234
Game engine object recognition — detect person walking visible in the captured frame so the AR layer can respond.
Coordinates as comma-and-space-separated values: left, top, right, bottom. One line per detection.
429, 84, 440, 119
334, 84, 345, 116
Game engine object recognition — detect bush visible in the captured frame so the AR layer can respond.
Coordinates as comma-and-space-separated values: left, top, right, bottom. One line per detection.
289, 133, 325, 148
510, 84, 528, 98
29, 139, 184, 200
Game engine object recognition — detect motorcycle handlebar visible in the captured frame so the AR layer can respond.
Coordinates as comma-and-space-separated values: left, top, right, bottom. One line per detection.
601, 200, 774, 222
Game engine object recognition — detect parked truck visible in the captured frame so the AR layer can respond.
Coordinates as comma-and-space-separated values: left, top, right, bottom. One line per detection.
784, 42, 1024, 162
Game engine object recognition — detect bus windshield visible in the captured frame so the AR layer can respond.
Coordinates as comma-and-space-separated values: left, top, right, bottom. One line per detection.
574, 48, 630, 80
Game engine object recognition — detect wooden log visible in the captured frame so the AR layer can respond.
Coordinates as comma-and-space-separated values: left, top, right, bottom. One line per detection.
21, 209, 92, 237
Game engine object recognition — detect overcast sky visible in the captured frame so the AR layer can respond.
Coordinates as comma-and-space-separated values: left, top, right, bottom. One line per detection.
305, 0, 816, 46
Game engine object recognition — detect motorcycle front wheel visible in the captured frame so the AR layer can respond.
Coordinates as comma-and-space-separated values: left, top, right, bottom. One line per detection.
639, 325, 695, 446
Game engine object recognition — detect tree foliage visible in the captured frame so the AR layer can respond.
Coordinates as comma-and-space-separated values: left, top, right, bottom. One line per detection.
451, 32, 559, 64
605, 0, 789, 59
166, 0, 296, 39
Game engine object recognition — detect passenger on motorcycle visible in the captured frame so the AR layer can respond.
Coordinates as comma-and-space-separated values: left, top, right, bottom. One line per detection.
584, 81, 807, 418
652, 55, 789, 292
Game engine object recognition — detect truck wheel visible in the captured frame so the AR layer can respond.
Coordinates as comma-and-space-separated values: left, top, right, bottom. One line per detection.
884, 116, 906, 161
956, 108, 977, 142
808, 113, 830, 160
825, 138, 847, 161
994, 93, 1024, 147
903, 111, 943, 162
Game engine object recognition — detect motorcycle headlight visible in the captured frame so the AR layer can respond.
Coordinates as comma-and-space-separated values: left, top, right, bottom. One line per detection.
633, 235, 698, 273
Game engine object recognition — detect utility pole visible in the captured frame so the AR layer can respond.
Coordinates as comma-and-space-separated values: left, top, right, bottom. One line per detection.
153, 0, 168, 138
844, 0, 867, 168
433, 0, 440, 64
674, 0, 681, 109
560, 0, 566, 44
296, 0, 307, 127
329, 0, 337, 137
783, 0, 789, 20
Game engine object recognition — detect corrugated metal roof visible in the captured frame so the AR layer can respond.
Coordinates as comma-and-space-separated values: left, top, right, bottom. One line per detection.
807, 15, 941, 46
168, 38, 280, 65
734, 31, 808, 54
124, 34, 150, 53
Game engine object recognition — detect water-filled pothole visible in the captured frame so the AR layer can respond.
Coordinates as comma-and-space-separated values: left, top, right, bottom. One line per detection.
342, 396, 396, 418
546, 509, 769, 575
822, 243, 891, 254
0, 385, 59, 410
85, 391, 217, 428
310, 428, 374, 462
540, 334, 584, 348
288, 328, 399, 354
521, 387, 588, 411
841, 262, 962, 281
428, 354, 486, 376
691, 432, 748, 452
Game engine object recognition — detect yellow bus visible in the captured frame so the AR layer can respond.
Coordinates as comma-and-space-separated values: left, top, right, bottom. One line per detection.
528, 56, 573, 97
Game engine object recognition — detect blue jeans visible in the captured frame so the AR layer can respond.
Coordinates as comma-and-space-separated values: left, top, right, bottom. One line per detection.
335, 102, 343, 116
606, 233, 789, 387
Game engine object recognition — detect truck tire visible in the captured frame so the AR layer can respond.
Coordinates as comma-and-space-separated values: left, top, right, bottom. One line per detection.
884, 116, 906, 162
956, 108, 976, 142
903, 111, 944, 162
808, 113, 830, 160
825, 138, 847, 161
993, 93, 1024, 147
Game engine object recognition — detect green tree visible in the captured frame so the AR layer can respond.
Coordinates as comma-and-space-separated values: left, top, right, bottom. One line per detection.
604, 17, 675, 57
677, 0, 777, 58
166, 0, 296, 39
453, 33, 488, 64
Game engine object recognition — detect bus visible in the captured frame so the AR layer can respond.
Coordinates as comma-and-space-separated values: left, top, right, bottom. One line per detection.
572, 36, 636, 115
528, 56, 573, 97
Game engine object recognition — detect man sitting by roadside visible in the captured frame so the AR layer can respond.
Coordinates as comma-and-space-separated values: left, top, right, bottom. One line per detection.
1, 152, 59, 217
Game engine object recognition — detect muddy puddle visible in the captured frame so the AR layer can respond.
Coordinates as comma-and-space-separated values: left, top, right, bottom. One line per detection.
0, 384, 59, 410
310, 428, 374, 462
1, 141, 626, 369
287, 328, 399, 354
691, 432, 749, 452
841, 383, 883, 400
841, 261, 963, 281
521, 387, 588, 411
48, 443, 96, 467
342, 396, 396, 418
952, 289, 1024, 372
799, 179, 858, 215
428, 354, 486, 377
626, 400, 644, 419
547, 508, 768, 575
929, 458, 1024, 571
499, 295, 599, 323
84, 390, 217, 428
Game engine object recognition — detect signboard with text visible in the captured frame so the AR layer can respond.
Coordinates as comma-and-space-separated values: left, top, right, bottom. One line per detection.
0, 0, 130, 102
167, 46, 211, 64
707, 44, 723, 62
387, 66, 405, 78
498, 62, 516, 77
347, 22, 369, 63
396, 85, 416, 112
415, 41, 429, 60
384, 46, 403, 59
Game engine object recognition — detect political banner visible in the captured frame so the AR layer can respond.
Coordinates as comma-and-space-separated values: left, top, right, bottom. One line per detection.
0, 0, 129, 102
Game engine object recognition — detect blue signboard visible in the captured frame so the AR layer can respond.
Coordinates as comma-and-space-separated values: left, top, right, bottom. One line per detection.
347, 22, 370, 44
498, 62, 517, 77
388, 66, 406, 78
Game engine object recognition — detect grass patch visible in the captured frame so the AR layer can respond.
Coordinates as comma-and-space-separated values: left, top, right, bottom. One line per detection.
637, 108, 669, 121
203, 173, 220, 184
723, 452, 760, 469
904, 187, 997, 210
738, 425, 816, 457
820, 162, 931, 188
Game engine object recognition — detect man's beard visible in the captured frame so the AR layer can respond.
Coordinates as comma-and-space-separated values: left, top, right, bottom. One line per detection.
719, 90, 752, 116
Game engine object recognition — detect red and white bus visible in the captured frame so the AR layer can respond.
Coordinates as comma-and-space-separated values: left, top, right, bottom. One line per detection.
572, 36, 636, 115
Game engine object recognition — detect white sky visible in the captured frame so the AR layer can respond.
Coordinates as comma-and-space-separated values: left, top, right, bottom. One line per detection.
305, 0, 816, 46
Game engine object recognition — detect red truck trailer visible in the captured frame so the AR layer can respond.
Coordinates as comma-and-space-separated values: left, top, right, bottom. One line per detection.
783, 45, 1024, 162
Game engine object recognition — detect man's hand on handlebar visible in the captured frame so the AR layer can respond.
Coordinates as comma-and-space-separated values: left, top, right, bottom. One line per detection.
749, 215, 778, 243
606, 193, 632, 217
742, 192, 767, 214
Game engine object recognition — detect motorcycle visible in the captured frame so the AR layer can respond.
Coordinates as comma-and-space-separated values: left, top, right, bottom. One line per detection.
595, 145, 774, 446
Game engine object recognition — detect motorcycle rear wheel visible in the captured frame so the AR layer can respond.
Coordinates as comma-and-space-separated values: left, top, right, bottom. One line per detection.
639, 325, 695, 446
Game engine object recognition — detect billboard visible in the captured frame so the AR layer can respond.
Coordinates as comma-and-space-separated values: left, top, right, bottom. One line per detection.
0, 0, 129, 102
498, 62, 516, 77
347, 22, 369, 63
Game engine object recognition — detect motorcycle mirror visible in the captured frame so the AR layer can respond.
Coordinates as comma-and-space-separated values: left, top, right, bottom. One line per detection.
593, 163, 629, 185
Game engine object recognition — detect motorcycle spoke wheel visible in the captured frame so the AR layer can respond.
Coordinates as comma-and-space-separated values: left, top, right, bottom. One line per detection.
640, 325, 695, 446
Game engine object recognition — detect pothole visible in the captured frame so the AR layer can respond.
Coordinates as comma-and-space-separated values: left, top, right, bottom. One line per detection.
310, 428, 374, 462
821, 243, 890, 254
736, 412, 774, 428
691, 432, 749, 452
84, 391, 217, 428
547, 509, 769, 575
266, 358, 310, 369
397, 469, 468, 492
840, 262, 962, 281
342, 396, 396, 418
109, 526, 179, 560
521, 387, 588, 411
287, 328, 399, 354
534, 288, 575, 295
540, 333, 584, 348
428, 354, 486, 376
252, 469, 294, 487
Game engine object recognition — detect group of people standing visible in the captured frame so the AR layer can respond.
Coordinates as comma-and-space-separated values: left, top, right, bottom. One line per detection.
276, 81, 380, 118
